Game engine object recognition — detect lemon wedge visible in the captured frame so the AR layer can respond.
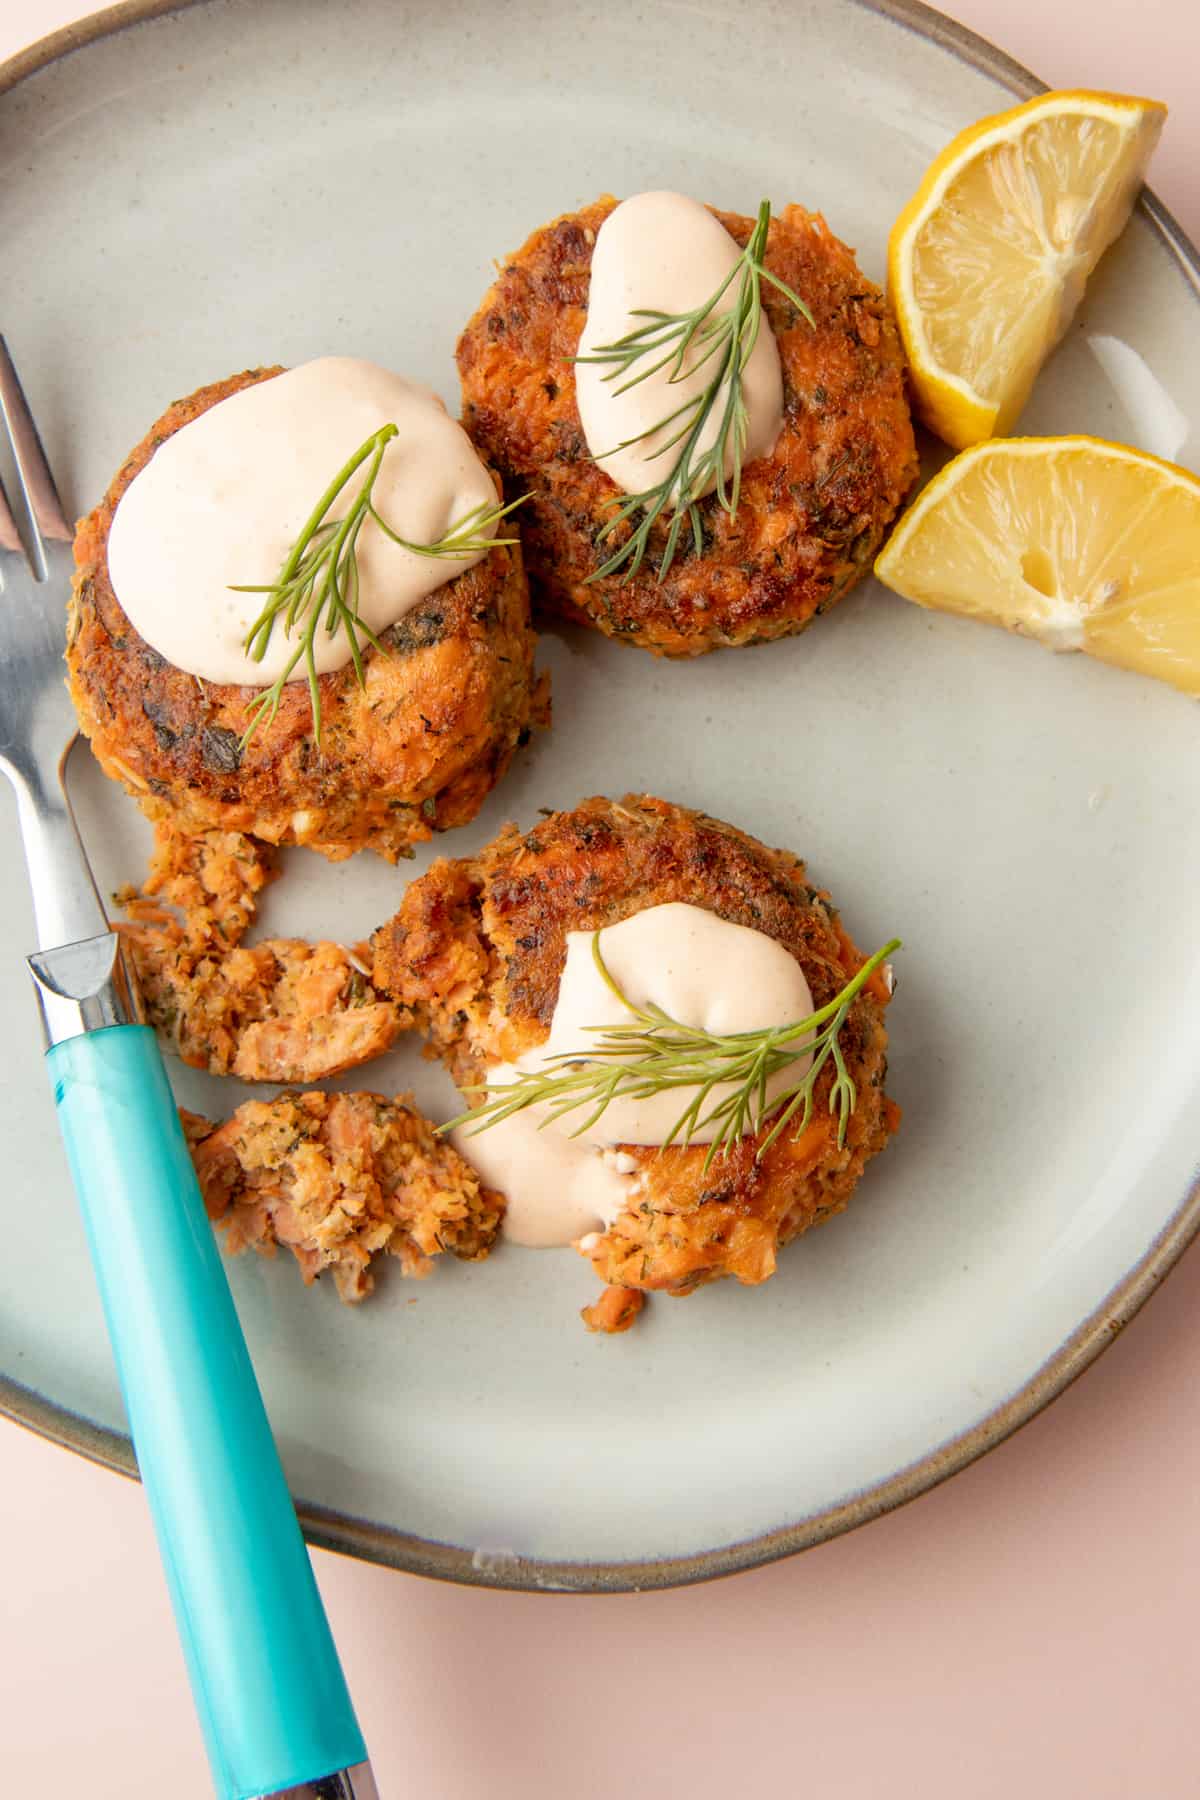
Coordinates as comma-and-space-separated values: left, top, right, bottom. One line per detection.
889, 90, 1166, 449
874, 436, 1200, 697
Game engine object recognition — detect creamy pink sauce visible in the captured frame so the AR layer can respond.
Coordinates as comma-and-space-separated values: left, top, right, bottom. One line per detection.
574, 192, 784, 503
106, 357, 500, 686
452, 903, 814, 1248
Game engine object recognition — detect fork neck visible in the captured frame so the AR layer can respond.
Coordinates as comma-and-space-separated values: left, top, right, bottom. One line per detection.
7, 749, 140, 1047
10, 762, 112, 952
28, 929, 142, 1048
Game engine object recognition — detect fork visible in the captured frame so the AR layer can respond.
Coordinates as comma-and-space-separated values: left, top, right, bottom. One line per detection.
0, 338, 379, 1800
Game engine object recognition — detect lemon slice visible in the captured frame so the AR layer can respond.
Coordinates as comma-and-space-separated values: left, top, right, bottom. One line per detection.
874, 436, 1200, 696
890, 90, 1166, 449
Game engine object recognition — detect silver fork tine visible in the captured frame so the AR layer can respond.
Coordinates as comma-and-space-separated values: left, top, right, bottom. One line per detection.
0, 336, 72, 570
0, 469, 23, 555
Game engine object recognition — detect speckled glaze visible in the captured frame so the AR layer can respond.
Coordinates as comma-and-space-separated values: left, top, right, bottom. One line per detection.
1, 0, 1199, 1595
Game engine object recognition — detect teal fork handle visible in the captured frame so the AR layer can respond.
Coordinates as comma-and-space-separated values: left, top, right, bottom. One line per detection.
47, 1024, 367, 1800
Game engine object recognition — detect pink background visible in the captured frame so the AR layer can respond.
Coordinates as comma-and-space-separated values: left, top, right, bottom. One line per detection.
3, 1, 1199, 1794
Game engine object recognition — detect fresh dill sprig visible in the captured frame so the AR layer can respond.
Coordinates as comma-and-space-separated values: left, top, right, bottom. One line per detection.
443, 932, 899, 1171
576, 199, 814, 584
233, 423, 524, 747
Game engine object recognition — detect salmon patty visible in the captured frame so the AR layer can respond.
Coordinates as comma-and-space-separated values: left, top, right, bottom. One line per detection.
371, 795, 899, 1327
68, 367, 543, 863
456, 198, 918, 657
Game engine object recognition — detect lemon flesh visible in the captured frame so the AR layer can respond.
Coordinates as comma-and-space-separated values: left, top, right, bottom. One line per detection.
875, 436, 1200, 698
890, 91, 1166, 449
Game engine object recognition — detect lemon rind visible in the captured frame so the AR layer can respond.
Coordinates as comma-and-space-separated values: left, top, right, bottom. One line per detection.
889, 91, 1167, 440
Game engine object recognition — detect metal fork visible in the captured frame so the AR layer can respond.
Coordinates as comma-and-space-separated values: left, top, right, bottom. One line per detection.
0, 341, 118, 978
0, 338, 378, 1800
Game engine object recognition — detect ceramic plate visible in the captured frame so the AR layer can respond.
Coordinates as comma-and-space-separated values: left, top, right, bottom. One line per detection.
2, 0, 1198, 1593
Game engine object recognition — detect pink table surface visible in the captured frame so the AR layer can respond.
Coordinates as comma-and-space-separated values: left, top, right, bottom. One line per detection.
3, 2, 1198, 1795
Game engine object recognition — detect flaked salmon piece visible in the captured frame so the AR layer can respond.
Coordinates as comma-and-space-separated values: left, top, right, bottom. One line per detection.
232, 1001, 402, 1084
115, 818, 278, 951
117, 823, 409, 1081
183, 1090, 504, 1303
128, 930, 408, 1081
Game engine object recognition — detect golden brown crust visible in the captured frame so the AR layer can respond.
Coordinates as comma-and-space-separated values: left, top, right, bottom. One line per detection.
118, 820, 408, 1080
183, 1090, 505, 1303
372, 795, 899, 1324
457, 199, 918, 657
68, 367, 543, 862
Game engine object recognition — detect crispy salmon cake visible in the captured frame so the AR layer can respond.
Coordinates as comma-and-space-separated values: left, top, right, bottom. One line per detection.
372, 795, 899, 1327
68, 367, 543, 863
457, 198, 918, 657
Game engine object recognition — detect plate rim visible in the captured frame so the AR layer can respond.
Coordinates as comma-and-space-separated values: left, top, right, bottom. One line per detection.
2, 0, 1198, 1595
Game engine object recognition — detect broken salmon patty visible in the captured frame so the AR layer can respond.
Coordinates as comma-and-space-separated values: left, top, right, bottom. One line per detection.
371, 794, 899, 1326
